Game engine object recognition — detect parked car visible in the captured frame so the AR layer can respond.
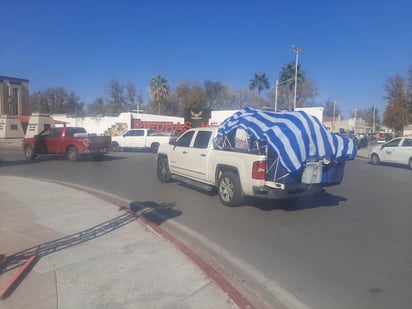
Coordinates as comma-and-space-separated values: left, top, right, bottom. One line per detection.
111, 128, 171, 152
369, 137, 412, 169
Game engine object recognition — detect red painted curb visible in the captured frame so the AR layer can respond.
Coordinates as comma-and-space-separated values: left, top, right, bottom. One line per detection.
0, 254, 37, 300
138, 216, 254, 309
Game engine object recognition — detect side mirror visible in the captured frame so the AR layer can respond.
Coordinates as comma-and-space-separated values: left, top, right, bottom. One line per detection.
169, 138, 177, 145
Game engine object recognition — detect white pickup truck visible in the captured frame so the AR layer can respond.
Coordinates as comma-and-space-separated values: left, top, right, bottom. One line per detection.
111, 128, 171, 152
156, 109, 356, 206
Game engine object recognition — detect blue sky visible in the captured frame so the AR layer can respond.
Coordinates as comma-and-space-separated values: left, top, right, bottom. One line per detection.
1, 0, 411, 118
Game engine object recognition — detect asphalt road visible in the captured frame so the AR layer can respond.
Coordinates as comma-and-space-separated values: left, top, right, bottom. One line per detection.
1, 149, 411, 309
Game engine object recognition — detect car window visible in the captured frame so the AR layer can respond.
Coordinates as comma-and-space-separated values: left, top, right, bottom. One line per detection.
193, 131, 212, 149
50, 128, 63, 137
73, 127, 87, 135
65, 128, 73, 137
39, 129, 51, 137
176, 131, 194, 147
385, 139, 401, 147
402, 138, 412, 147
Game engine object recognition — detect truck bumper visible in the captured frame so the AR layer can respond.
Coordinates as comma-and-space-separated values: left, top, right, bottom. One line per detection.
252, 183, 323, 199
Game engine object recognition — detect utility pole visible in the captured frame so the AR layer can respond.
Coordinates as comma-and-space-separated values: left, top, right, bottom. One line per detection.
274, 78, 293, 111
372, 105, 376, 133
291, 46, 304, 111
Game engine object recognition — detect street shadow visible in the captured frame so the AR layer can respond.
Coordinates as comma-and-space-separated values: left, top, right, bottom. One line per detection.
112, 148, 156, 153
0, 157, 47, 167
130, 201, 182, 225
249, 191, 347, 211
368, 161, 412, 171
0, 154, 125, 167
0, 212, 136, 299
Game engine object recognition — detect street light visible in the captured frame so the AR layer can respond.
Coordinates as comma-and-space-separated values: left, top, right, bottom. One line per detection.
291, 46, 304, 111
274, 78, 293, 111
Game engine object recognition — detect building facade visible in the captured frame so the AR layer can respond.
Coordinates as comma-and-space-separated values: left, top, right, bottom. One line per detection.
0, 76, 30, 116
0, 76, 30, 138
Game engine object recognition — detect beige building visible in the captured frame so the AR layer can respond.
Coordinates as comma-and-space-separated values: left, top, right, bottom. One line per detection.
0, 75, 31, 138
0, 76, 30, 116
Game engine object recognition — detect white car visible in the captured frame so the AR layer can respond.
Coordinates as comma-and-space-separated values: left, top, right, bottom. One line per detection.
369, 137, 412, 169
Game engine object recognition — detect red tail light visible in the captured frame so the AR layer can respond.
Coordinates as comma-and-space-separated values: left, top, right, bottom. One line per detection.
252, 161, 266, 179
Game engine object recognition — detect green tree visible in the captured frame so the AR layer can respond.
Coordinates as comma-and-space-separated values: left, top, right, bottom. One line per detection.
175, 81, 208, 114
249, 73, 270, 107
383, 74, 409, 134
29, 87, 84, 115
276, 62, 308, 110
149, 75, 170, 115
204, 81, 228, 110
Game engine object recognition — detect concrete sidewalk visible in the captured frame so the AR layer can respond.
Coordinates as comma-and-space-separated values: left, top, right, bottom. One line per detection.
0, 176, 239, 309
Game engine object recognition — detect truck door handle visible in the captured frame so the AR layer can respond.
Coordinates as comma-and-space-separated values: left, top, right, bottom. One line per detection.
201, 154, 206, 157
182, 151, 187, 154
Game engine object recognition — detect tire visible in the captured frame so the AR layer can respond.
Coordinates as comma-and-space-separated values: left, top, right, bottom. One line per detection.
67, 146, 79, 162
151, 142, 160, 153
409, 158, 412, 170
157, 158, 171, 182
370, 153, 380, 165
111, 142, 122, 152
217, 171, 243, 207
24, 145, 35, 160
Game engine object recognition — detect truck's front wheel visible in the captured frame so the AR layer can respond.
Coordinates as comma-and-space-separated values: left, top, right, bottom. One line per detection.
24, 145, 36, 160
67, 146, 79, 162
218, 171, 243, 207
151, 142, 160, 153
157, 158, 171, 182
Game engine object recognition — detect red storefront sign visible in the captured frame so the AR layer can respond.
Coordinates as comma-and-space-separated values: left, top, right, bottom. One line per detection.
132, 120, 210, 132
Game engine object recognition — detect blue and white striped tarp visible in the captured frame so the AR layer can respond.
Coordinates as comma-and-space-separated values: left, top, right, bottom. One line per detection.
217, 108, 357, 173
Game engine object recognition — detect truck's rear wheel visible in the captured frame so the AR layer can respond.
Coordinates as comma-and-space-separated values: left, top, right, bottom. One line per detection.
218, 171, 243, 207
24, 145, 35, 160
67, 146, 79, 162
157, 158, 171, 182
111, 141, 122, 152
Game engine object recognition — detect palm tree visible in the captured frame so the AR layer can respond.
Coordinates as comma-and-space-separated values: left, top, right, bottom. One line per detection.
249, 73, 270, 95
149, 75, 170, 114
279, 62, 305, 92
278, 62, 306, 110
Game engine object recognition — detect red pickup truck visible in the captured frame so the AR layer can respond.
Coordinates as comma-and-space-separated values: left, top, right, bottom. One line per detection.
23, 127, 111, 161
